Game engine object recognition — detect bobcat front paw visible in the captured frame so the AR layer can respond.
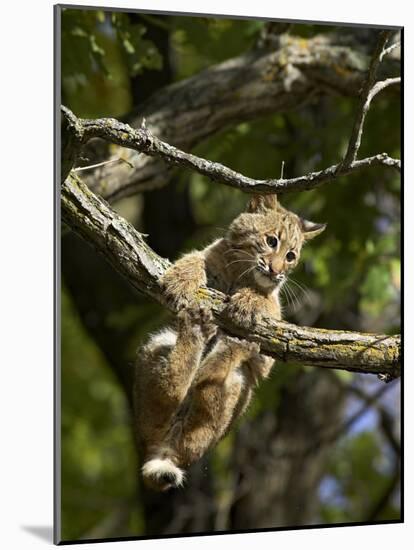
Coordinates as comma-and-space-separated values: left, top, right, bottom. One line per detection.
225, 290, 266, 327
161, 277, 197, 310
161, 254, 206, 311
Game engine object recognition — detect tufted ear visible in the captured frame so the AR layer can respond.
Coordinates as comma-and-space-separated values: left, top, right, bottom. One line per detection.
300, 218, 327, 241
246, 194, 278, 213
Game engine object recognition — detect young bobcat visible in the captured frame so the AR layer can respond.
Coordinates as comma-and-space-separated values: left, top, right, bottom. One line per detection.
133, 194, 325, 491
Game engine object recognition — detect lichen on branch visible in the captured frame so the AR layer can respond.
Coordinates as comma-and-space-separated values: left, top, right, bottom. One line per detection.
61, 173, 401, 380
69, 30, 400, 202
60, 30, 401, 382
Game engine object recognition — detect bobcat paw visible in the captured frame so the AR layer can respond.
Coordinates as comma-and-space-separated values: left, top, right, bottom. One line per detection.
177, 305, 217, 341
219, 334, 261, 360
161, 280, 196, 311
160, 254, 206, 311
225, 291, 265, 327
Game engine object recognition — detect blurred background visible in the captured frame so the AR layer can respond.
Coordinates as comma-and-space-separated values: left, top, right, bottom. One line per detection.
60, 7, 401, 542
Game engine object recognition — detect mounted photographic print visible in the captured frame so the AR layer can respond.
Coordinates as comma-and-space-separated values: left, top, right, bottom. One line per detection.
56, 3, 402, 544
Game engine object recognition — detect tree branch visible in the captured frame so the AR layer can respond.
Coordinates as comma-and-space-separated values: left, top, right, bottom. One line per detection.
350, 384, 401, 454
75, 31, 400, 201
380, 41, 401, 62
341, 31, 400, 168
61, 29, 400, 203
61, 106, 400, 195
61, 172, 401, 379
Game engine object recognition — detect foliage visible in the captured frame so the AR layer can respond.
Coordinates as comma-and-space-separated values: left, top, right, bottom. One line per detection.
61, 8, 162, 117
61, 286, 142, 539
61, 9, 400, 540
320, 430, 400, 523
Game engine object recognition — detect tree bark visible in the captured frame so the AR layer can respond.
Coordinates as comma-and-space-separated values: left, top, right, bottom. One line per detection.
61, 173, 401, 378
60, 26, 401, 536
77, 31, 399, 202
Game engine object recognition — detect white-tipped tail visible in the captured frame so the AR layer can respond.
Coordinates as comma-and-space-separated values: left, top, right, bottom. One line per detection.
142, 458, 185, 489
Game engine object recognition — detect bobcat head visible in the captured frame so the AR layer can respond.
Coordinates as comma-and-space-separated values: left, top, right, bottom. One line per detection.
226, 194, 326, 291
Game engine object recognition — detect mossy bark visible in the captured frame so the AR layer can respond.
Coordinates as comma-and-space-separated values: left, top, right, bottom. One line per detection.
61, 173, 401, 379
72, 32, 399, 202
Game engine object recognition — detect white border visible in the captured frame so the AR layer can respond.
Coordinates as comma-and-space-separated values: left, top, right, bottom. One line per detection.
1, 0, 410, 548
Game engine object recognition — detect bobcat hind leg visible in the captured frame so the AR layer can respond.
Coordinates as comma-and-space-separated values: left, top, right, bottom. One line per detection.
177, 335, 258, 466
134, 307, 216, 490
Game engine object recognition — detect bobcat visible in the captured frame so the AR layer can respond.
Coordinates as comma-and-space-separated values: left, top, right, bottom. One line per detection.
133, 194, 326, 491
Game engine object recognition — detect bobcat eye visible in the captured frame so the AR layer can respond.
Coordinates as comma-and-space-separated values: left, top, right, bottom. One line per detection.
266, 235, 278, 248
286, 251, 296, 262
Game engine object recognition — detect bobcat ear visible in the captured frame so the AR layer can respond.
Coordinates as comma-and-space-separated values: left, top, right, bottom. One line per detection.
300, 219, 327, 240
247, 194, 278, 213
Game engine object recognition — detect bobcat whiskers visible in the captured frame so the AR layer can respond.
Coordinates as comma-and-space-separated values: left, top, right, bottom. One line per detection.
254, 258, 286, 290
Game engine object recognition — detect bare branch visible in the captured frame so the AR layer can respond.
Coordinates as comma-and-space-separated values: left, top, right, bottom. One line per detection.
380, 41, 401, 61
264, 378, 398, 460
350, 384, 401, 454
61, 172, 401, 379
336, 381, 396, 442
59, 30, 401, 378
370, 77, 401, 100
73, 157, 134, 173
74, 31, 400, 201
61, 106, 400, 195
341, 31, 398, 168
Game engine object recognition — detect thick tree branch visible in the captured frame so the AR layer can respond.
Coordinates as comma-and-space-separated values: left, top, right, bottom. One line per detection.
61, 30, 400, 202
62, 31, 401, 198
61, 106, 400, 195
75, 31, 400, 201
61, 173, 401, 379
